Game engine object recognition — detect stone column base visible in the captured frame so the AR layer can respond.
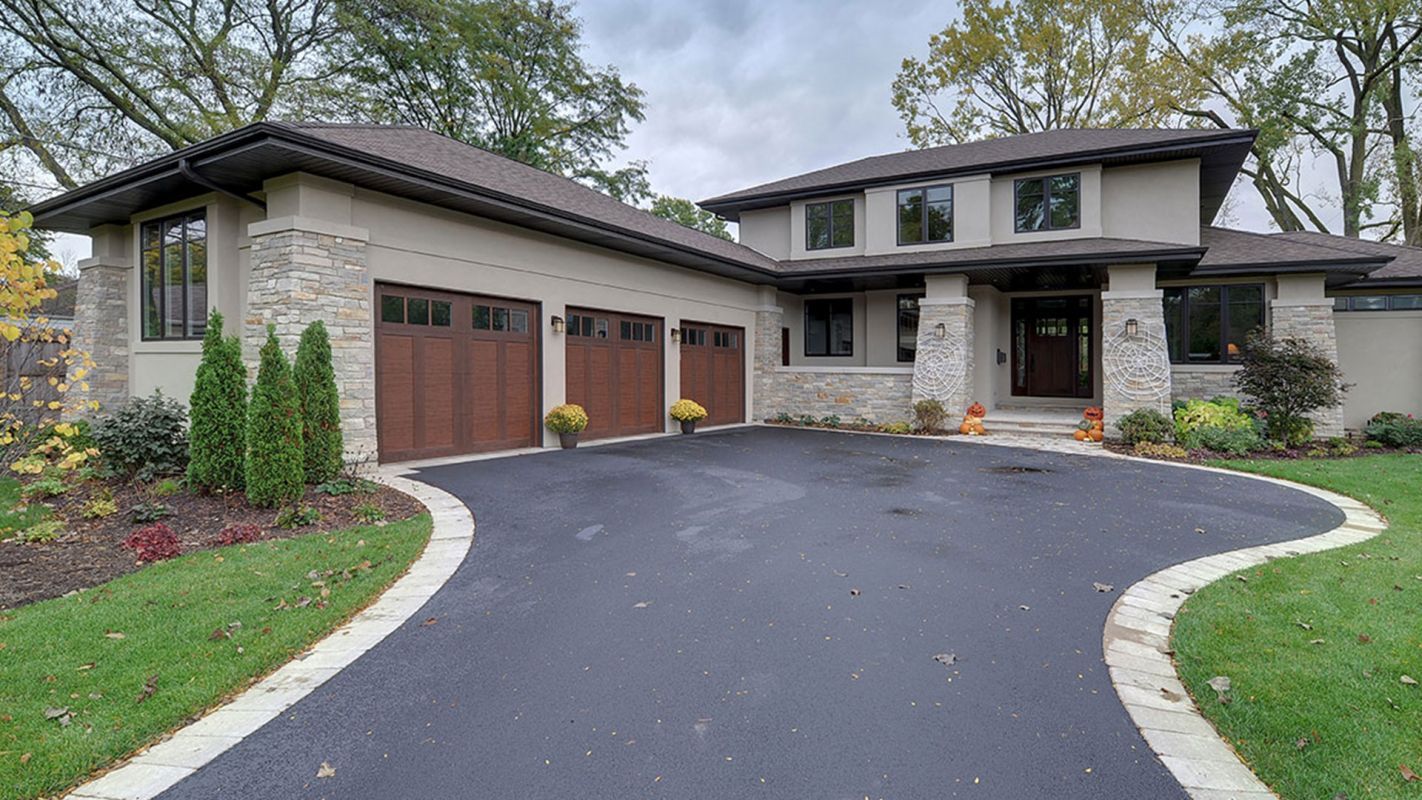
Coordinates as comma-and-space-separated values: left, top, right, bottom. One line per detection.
1100, 292, 1172, 434
911, 299, 974, 416
1270, 300, 1344, 439
70, 262, 131, 413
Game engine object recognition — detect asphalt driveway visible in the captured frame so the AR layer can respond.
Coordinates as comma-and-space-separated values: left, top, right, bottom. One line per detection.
157, 427, 1342, 799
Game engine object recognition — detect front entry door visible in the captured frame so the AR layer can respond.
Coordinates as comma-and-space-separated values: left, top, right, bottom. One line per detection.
1011, 296, 1093, 398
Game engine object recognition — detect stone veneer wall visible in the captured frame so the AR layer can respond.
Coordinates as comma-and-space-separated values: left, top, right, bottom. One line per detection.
70, 263, 130, 413
911, 300, 974, 415
1100, 294, 1173, 433
1170, 368, 1240, 403
761, 369, 914, 423
751, 306, 784, 421
1271, 302, 1344, 438
245, 227, 376, 460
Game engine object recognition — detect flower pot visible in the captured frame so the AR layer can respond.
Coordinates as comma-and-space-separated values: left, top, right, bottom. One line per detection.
558, 432, 579, 449
680, 420, 698, 435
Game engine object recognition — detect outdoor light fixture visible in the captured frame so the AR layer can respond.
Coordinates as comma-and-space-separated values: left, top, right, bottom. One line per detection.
1125, 318, 1139, 337
934, 322, 947, 338
551, 315, 565, 334
670, 327, 681, 344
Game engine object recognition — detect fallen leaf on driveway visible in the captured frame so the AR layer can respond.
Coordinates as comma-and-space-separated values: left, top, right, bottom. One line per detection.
932, 653, 957, 667
632, 601, 651, 609
1093, 582, 1114, 593
849, 588, 861, 597
1401, 675, 1418, 686
832, 569, 849, 578
1401, 764, 1419, 782
420, 617, 438, 627
1160, 688, 1182, 702
316, 762, 336, 779
1019, 605, 1030, 611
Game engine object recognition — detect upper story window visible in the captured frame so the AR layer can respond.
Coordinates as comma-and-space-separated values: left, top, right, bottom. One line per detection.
804, 297, 853, 356
1014, 173, 1080, 232
1334, 294, 1422, 311
806, 199, 854, 250
1162, 284, 1263, 364
140, 211, 207, 341
897, 186, 953, 245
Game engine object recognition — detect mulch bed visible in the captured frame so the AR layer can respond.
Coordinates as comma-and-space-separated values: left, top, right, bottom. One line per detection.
0, 479, 424, 610
1103, 441, 1420, 463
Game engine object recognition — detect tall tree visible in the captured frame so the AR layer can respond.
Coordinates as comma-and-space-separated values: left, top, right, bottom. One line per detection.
330, 0, 650, 201
0, 0, 342, 190
892, 0, 1177, 146
648, 196, 731, 240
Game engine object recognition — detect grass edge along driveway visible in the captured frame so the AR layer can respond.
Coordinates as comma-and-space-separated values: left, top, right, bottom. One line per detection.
1172, 455, 1422, 800
0, 513, 432, 800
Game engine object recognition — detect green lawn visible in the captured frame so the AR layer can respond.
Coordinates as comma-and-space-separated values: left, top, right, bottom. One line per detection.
0, 514, 431, 800
0, 477, 49, 537
1172, 455, 1422, 799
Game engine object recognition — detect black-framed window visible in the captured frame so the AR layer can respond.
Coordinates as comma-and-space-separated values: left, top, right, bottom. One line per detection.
896, 294, 924, 362
140, 211, 207, 340
1014, 173, 1080, 232
897, 186, 953, 245
806, 199, 854, 250
1162, 284, 1264, 364
804, 297, 853, 356
1334, 294, 1422, 311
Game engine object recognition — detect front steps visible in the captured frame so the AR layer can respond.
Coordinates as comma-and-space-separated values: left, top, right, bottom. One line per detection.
983, 405, 1087, 437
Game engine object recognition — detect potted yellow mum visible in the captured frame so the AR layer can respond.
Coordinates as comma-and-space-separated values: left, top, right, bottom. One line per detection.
670, 399, 709, 434
544, 403, 589, 448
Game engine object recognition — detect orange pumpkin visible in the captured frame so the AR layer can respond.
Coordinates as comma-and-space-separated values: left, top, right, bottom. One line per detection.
1083, 406, 1104, 422
1091, 420, 1104, 431
1074, 429, 1088, 441
960, 422, 974, 435
967, 402, 986, 418
1088, 428, 1104, 442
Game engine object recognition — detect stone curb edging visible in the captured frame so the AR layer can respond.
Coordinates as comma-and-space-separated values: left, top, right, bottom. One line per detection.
1100, 460, 1387, 800
63, 470, 475, 800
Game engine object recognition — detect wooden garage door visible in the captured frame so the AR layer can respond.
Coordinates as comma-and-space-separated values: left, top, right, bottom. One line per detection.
376, 285, 538, 462
679, 322, 745, 426
565, 308, 663, 440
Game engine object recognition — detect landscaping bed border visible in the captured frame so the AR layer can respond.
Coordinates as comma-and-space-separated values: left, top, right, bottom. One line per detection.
61, 469, 474, 800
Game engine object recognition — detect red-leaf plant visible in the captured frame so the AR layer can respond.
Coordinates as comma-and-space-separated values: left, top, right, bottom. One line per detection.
122, 523, 183, 563
216, 523, 263, 546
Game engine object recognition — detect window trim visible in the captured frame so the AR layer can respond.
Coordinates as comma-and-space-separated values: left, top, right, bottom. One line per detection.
1163, 283, 1265, 365
803, 297, 854, 357
895, 293, 924, 362
805, 198, 855, 251
1334, 294, 1422, 311
896, 185, 954, 246
139, 210, 208, 342
1013, 173, 1082, 233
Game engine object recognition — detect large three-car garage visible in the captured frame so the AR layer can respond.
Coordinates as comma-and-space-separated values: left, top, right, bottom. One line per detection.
374, 283, 748, 462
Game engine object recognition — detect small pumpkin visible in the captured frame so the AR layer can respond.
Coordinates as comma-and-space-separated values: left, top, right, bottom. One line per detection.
1091, 420, 1104, 431
966, 402, 987, 418
1074, 429, 1089, 441
1088, 428, 1104, 442
960, 422, 974, 435
1083, 406, 1104, 422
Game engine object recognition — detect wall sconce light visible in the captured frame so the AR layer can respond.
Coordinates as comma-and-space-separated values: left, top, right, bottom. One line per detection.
1125, 318, 1139, 337
670, 327, 681, 345
551, 315, 565, 334
996, 349, 1007, 365
934, 322, 947, 339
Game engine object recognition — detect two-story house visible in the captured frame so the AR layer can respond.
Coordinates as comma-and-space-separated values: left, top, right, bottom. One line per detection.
29, 123, 1422, 461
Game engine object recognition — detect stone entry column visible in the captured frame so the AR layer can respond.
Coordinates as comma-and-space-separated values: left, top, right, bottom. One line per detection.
1271, 274, 1343, 438
245, 218, 376, 461
912, 275, 974, 415
70, 225, 132, 413
1100, 264, 1172, 435
750, 285, 783, 422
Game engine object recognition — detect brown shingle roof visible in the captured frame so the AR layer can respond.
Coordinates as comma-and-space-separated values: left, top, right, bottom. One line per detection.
700, 128, 1255, 211
1272, 230, 1422, 285
274, 123, 781, 273
1197, 226, 1386, 270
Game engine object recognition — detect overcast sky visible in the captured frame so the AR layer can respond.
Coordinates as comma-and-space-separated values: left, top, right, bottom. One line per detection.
576, 0, 1285, 234
54, 0, 1298, 264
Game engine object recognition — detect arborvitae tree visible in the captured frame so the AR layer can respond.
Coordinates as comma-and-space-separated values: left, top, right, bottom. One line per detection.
186, 311, 248, 491
293, 320, 343, 484
245, 326, 304, 507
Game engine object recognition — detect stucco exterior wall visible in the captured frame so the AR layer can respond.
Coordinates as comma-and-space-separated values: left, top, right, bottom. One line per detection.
738, 207, 791, 261
1336, 310, 1422, 429
1100, 160, 1200, 246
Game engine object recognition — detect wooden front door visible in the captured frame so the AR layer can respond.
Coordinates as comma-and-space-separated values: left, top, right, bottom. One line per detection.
679, 322, 745, 426
1011, 296, 1093, 399
565, 308, 664, 440
375, 285, 539, 462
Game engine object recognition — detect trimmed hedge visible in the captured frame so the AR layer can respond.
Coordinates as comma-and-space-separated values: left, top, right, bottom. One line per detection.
245, 327, 304, 507
293, 320, 343, 484
186, 311, 247, 491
